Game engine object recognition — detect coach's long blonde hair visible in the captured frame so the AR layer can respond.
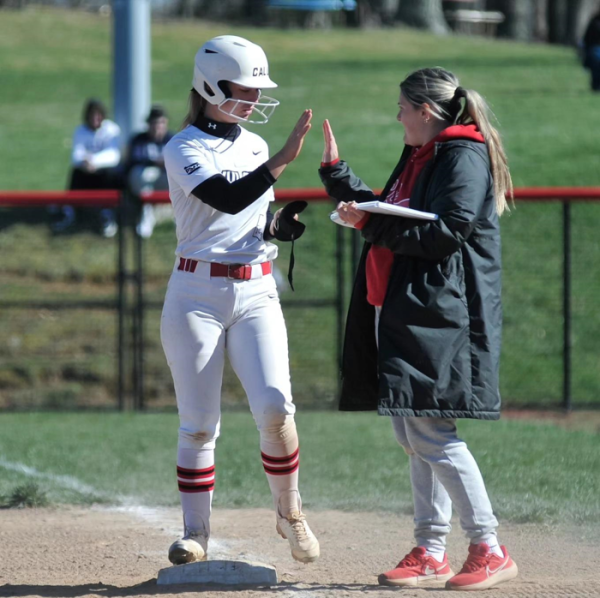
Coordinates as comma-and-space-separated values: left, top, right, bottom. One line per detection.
181, 89, 207, 129
400, 67, 513, 216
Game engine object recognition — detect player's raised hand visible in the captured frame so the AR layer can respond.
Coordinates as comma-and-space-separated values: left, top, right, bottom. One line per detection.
278, 109, 313, 164
266, 110, 312, 179
322, 119, 339, 164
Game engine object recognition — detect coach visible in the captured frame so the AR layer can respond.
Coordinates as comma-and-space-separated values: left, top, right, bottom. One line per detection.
319, 67, 518, 592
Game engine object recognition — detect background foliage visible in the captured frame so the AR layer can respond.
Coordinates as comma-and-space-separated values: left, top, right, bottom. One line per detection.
1, 9, 600, 410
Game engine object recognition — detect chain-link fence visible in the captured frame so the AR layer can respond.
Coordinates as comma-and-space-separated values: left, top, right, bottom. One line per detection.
132, 194, 345, 411
1, 189, 599, 411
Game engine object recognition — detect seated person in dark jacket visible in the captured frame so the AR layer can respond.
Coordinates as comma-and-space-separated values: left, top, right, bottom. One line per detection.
319, 67, 518, 592
125, 105, 174, 238
583, 11, 600, 91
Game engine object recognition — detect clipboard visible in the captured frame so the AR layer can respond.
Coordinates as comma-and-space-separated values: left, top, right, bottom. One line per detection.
330, 201, 438, 227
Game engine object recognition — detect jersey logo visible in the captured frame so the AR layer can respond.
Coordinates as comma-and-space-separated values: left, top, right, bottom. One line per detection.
222, 169, 251, 183
252, 149, 262, 155
184, 162, 201, 175
208, 122, 217, 129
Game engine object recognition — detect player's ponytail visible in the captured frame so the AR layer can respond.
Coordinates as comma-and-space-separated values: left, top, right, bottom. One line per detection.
400, 67, 513, 216
181, 89, 206, 130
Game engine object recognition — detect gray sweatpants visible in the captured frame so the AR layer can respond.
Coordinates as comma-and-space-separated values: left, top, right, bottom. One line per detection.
391, 416, 498, 551
374, 307, 498, 551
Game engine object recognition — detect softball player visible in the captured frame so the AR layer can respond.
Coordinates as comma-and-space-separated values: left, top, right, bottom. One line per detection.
161, 35, 319, 566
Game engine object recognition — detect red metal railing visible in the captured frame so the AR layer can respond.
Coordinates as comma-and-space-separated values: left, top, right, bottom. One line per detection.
3, 187, 600, 206
0, 190, 120, 207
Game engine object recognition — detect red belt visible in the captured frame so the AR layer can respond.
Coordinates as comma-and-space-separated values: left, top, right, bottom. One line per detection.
178, 258, 272, 280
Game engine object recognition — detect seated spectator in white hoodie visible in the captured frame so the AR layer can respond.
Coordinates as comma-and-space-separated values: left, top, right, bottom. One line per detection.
52, 98, 122, 237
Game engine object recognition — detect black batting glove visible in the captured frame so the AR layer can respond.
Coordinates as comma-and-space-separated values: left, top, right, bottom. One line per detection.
273, 200, 308, 242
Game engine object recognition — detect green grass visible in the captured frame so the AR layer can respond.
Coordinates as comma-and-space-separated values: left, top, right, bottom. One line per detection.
1, 8, 600, 408
1, 10, 598, 189
0, 481, 49, 509
0, 412, 598, 524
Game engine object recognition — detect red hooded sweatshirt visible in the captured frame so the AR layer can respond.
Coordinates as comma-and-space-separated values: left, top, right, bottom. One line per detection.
358, 124, 485, 307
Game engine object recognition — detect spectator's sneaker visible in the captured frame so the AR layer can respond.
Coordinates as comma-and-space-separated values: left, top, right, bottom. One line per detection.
136, 204, 156, 239
378, 546, 454, 586
168, 532, 208, 565
276, 510, 320, 563
100, 221, 118, 238
446, 543, 518, 591
50, 206, 76, 233
99, 209, 118, 238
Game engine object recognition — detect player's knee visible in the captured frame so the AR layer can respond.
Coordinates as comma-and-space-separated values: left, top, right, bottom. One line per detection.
257, 413, 297, 444
178, 426, 218, 449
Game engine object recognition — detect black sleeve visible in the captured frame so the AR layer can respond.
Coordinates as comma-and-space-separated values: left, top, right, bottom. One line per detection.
318, 160, 379, 204
191, 164, 276, 215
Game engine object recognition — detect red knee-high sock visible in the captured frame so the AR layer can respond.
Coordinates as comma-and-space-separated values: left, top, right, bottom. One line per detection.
261, 444, 301, 517
177, 447, 214, 537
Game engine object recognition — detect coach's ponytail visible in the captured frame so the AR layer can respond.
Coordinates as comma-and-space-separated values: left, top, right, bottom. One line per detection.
457, 89, 513, 216
400, 67, 513, 216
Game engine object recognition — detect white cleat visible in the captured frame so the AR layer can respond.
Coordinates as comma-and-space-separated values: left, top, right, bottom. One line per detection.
168, 532, 208, 565
276, 510, 320, 564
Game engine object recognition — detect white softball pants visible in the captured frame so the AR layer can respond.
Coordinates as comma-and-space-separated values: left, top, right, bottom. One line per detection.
161, 260, 303, 537
161, 260, 295, 447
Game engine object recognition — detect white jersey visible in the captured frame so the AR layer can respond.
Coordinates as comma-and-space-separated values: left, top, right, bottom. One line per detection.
164, 123, 278, 265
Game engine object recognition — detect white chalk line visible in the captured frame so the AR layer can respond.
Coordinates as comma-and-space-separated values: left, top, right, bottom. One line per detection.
0, 455, 268, 563
0, 456, 109, 499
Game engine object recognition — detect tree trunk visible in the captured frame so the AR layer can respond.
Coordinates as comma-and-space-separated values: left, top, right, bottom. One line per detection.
547, 0, 568, 44
532, 0, 549, 42
566, 0, 598, 46
395, 0, 449, 35
350, 0, 393, 27
488, 0, 535, 41
244, 0, 268, 26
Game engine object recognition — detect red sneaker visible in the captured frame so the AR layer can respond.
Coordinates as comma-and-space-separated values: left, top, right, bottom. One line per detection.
378, 546, 454, 587
446, 543, 518, 591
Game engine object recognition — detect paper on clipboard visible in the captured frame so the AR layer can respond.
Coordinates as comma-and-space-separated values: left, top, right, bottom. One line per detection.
329, 212, 356, 227
330, 200, 438, 227
355, 201, 438, 220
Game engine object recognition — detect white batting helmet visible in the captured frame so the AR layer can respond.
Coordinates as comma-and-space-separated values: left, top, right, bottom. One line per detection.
192, 35, 279, 124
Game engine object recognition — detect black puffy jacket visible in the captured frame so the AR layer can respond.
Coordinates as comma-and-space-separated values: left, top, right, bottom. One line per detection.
319, 139, 502, 420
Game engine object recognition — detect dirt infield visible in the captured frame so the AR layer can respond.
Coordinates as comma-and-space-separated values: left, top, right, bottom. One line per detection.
0, 507, 598, 597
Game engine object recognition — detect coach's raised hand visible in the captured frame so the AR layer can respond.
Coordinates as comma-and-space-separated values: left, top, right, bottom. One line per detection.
266, 109, 312, 179
322, 119, 339, 164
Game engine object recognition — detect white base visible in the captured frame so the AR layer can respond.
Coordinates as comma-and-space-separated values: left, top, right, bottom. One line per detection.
157, 559, 278, 587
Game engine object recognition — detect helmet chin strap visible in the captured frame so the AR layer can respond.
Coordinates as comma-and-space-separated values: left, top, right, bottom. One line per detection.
217, 96, 280, 125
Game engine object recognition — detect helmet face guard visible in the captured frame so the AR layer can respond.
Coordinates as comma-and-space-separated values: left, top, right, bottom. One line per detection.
193, 35, 279, 124
217, 94, 280, 125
